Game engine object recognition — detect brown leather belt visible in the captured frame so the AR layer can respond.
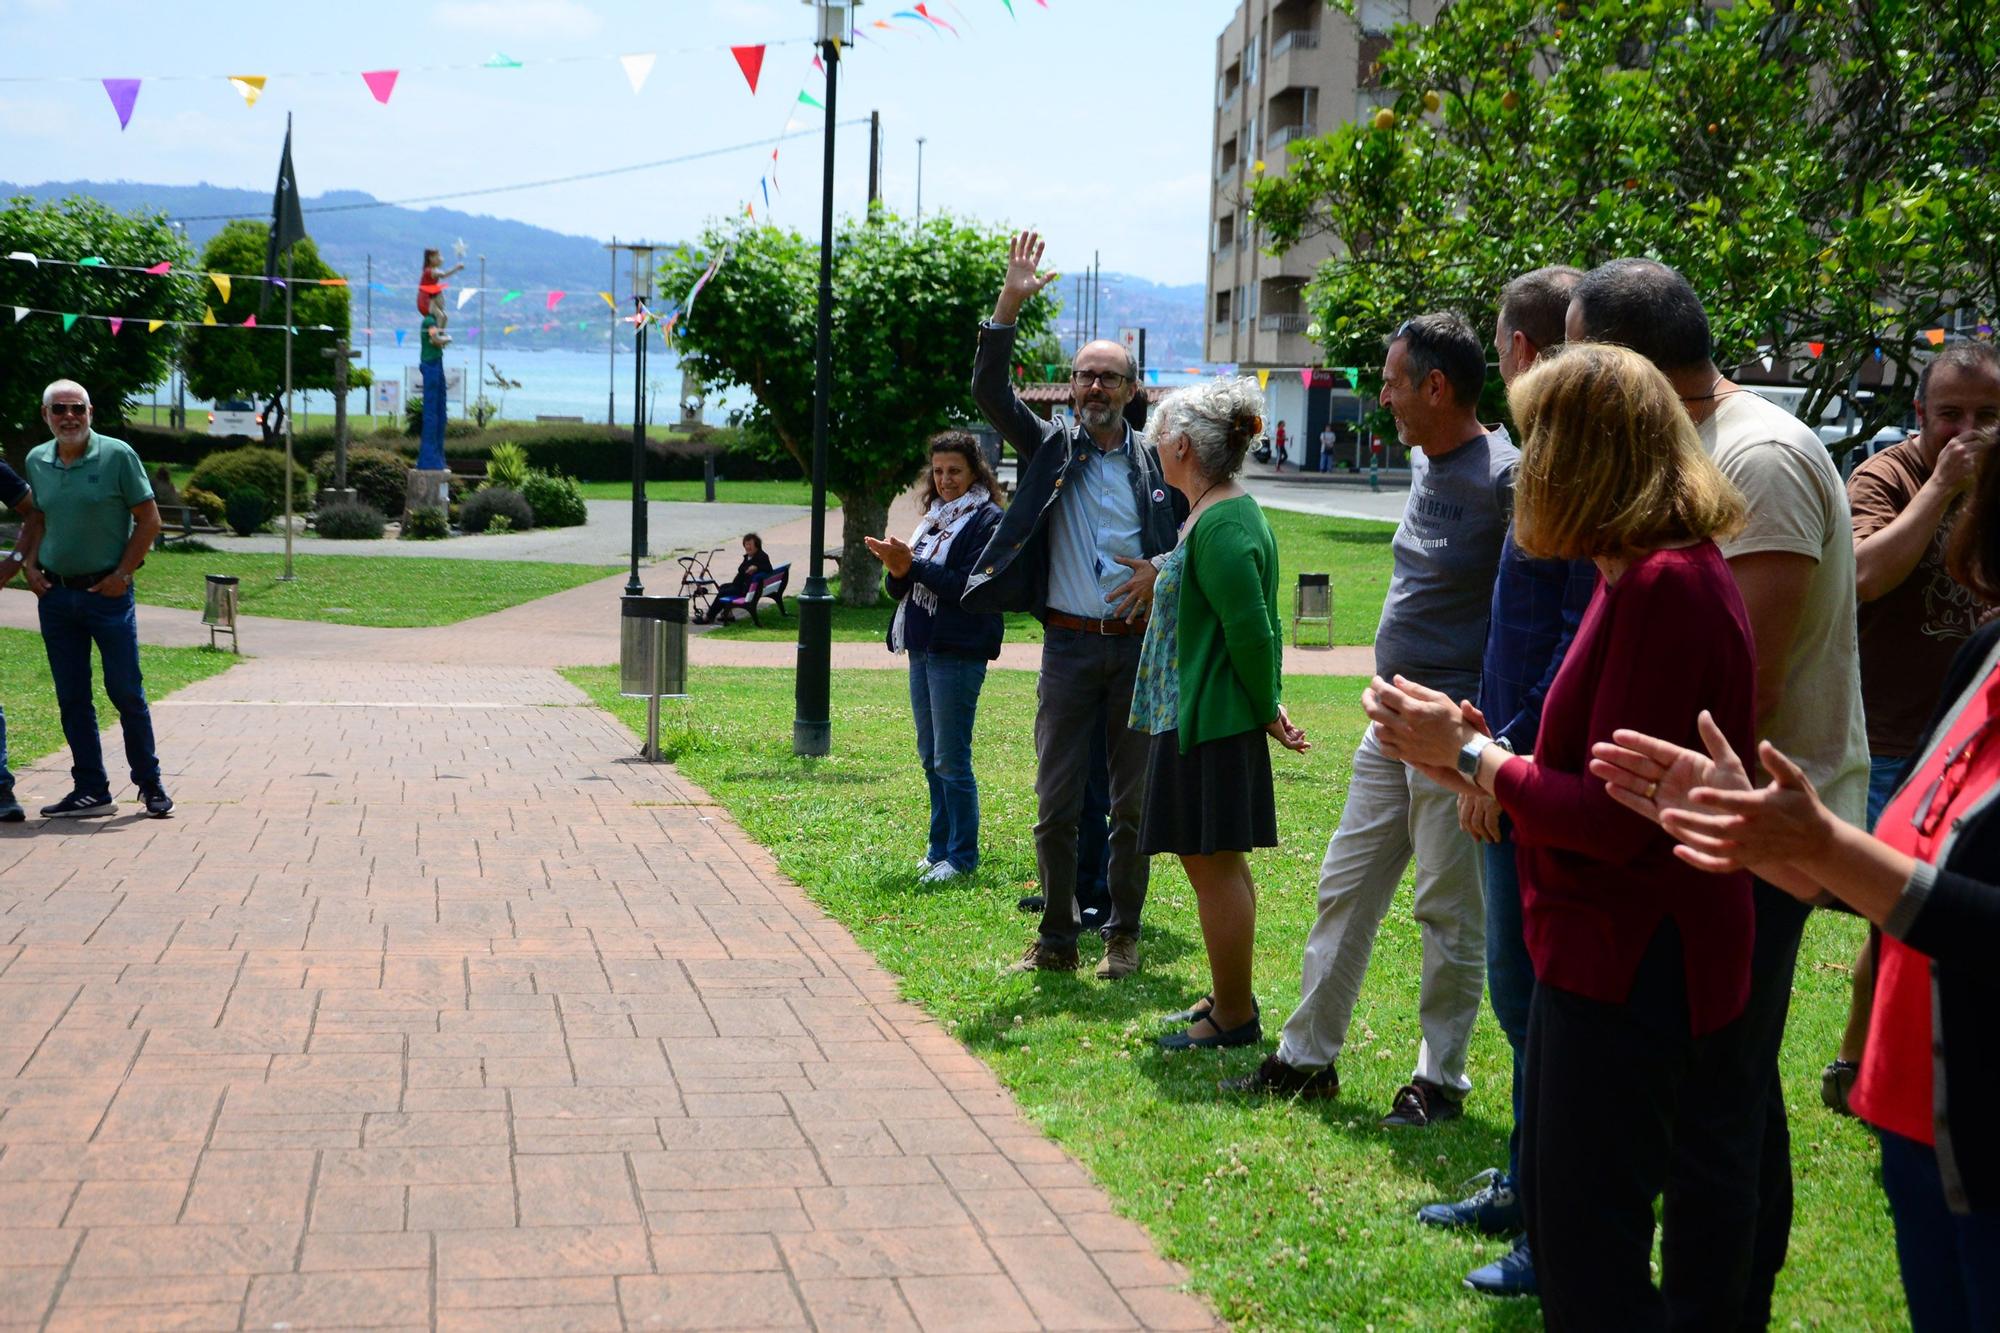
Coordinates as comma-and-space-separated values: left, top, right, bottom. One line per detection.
1045, 610, 1148, 636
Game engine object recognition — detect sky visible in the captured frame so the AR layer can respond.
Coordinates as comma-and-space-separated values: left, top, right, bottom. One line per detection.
0, 0, 1230, 285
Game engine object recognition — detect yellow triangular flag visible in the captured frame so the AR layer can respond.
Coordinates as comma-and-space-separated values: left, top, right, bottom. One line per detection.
210, 272, 231, 303
1256, 369, 1271, 390
229, 76, 266, 107
147, 319, 164, 333
599, 291, 616, 311
202, 307, 217, 325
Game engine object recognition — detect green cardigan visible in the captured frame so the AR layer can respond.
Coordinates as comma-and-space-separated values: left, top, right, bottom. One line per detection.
1176, 494, 1283, 750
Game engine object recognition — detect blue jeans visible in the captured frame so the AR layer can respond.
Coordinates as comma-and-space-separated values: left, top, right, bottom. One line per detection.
1880, 1129, 2000, 1331
1484, 837, 1533, 1185
0, 700, 12, 794
910, 650, 988, 872
418, 358, 447, 470
1868, 752, 1908, 831
38, 585, 161, 798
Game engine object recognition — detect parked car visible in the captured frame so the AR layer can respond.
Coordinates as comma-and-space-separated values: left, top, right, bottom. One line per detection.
207, 400, 262, 438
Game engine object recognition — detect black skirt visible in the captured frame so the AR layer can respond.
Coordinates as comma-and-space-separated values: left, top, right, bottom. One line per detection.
1140, 728, 1278, 857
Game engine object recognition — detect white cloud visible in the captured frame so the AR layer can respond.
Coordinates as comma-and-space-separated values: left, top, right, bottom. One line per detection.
431, 0, 604, 40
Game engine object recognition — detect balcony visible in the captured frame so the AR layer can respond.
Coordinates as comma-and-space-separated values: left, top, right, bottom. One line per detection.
1260, 313, 1312, 334
1271, 28, 1320, 58
1215, 238, 1235, 260
1266, 123, 1314, 152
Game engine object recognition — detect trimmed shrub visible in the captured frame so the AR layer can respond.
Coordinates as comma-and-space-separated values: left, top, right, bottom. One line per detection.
403, 506, 449, 540
181, 485, 227, 526
225, 488, 271, 536
313, 446, 409, 517
356, 423, 790, 484
316, 500, 387, 540
402, 400, 480, 439
520, 470, 587, 527
460, 486, 533, 534
487, 514, 516, 534
487, 442, 531, 491
190, 445, 314, 512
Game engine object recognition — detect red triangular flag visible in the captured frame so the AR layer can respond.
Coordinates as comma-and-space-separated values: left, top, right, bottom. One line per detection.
362, 70, 399, 104
1806, 341, 1825, 358
730, 44, 766, 94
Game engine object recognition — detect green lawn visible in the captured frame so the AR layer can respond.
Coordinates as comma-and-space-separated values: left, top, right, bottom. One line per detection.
565, 664, 1899, 1330
132, 549, 617, 628
0, 621, 237, 773
701, 507, 1395, 646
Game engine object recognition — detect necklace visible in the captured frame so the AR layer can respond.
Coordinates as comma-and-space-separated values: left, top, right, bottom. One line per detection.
1179, 479, 1229, 534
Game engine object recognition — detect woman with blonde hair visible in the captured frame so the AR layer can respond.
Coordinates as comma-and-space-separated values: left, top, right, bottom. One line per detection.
1365, 341, 1765, 1327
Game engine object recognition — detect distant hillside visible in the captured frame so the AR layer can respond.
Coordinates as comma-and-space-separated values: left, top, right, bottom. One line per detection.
3, 180, 1210, 363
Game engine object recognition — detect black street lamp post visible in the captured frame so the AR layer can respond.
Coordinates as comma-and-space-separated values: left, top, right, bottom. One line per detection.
607, 242, 658, 596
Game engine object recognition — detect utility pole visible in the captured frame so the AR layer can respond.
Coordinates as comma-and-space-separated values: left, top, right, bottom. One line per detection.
319, 337, 360, 503
608, 232, 618, 426
914, 136, 926, 228
477, 254, 486, 426
364, 253, 373, 425
867, 110, 882, 215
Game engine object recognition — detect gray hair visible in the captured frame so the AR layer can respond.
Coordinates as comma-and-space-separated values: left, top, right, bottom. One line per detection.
42, 379, 91, 409
1147, 376, 1265, 481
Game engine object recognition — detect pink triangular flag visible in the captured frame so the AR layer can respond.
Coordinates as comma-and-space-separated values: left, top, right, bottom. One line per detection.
730, 44, 766, 94
108, 317, 124, 336
145, 261, 172, 275
1299, 369, 1313, 387
243, 314, 257, 327
546, 290, 565, 311
916, 4, 959, 34
102, 78, 141, 130
812, 54, 825, 73
361, 70, 399, 104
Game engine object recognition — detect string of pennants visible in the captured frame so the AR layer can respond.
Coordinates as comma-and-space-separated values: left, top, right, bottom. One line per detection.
58, 2, 1046, 131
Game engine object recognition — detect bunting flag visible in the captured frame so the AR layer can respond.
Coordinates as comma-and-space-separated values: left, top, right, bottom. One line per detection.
485, 52, 523, 68
546, 290, 566, 311
242, 314, 257, 327
79, 256, 104, 266
457, 287, 478, 310
620, 53, 656, 93
1002, 0, 1015, 15
11, 307, 25, 322
915, 4, 959, 35
798, 90, 824, 110
1806, 341, 1825, 358
599, 291, 616, 310
102, 78, 141, 130
202, 307, 217, 325
147, 319, 164, 333
62, 313, 79, 331
229, 75, 266, 107
7, 251, 35, 267
1926, 328, 1948, 346
108, 317, 123, 336
501, 290, 521, 303
731, 44, 766, 94
145, 261, 172, 274
394, 329, 405, 345
812, 54, 825, 73
1146, 368, 1158, 383
1298, 368, 1313, 387
760, 177, 771, 210
1256, 369, 1270, 390
361, 69, 399, 104
211, 272, 231, 303
503, 324, 518, 334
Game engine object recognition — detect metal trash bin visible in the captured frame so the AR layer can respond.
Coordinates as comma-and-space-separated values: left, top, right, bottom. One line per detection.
620, 594, 690, 761
1292, 572, 1333, 649
202, 574, 240, 653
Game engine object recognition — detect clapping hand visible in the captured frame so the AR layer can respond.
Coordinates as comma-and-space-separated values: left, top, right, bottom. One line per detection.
1590, 710, 1750, 827
994, 231, 1060, 324
862, 534, 914, 579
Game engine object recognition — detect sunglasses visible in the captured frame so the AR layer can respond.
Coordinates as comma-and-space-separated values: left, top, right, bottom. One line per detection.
47, 402, 88, 417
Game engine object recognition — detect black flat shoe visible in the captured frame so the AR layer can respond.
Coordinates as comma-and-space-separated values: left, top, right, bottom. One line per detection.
1157, 1013, 1262, 1050
1163, 995, 1258, 1026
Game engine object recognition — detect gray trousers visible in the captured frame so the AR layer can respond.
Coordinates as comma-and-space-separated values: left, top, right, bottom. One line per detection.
1033, 628, 1151, 948
1275, 725, 1485, 1092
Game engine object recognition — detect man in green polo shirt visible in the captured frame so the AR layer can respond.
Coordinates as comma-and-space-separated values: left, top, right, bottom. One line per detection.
20, 379, 171, 819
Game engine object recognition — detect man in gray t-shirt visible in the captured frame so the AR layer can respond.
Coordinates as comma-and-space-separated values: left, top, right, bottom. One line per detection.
1229, 313, 1515, 1126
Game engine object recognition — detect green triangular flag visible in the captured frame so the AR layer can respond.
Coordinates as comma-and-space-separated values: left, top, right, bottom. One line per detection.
798, 90, 824, 109
61, 312, 79, 331
78, 256, 105, 266
501, 290, 521, 303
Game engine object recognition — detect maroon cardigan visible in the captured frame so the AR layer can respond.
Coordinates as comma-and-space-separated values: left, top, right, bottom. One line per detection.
1493, 542, 1758, 1036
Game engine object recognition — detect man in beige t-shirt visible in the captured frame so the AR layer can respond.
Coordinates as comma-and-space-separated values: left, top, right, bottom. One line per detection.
1569, 259, 1869, 1326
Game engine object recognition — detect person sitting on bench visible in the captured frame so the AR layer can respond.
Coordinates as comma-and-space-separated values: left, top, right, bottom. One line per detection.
702, 533, 774, 622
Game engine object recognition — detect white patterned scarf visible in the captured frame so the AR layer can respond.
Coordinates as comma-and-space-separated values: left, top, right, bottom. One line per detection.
889, 485, 990, 654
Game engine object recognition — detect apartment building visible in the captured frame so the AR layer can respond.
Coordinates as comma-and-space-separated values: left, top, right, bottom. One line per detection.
1206, 0, 1439, 466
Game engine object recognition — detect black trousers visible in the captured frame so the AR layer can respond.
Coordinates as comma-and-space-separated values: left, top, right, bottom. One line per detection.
1522, 922, 1761, 1331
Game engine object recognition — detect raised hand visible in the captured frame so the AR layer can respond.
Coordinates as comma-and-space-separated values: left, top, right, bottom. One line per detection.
994, 231, 1060, 323
862, 534, 914, 578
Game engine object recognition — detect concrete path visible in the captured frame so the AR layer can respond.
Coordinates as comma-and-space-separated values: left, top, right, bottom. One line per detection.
0, 659, 1219, 1331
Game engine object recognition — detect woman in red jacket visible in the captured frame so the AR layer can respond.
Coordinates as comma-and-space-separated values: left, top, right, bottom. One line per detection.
1365, 342, 1762, 1328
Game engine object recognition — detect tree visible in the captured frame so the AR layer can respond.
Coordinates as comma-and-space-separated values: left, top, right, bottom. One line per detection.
0, 195, 203, 444
1250, 0, 2000, 449
661, 215, 1057, 605
182, 220, 351, 440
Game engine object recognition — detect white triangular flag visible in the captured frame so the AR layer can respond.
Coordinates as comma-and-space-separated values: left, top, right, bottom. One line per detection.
12, 306, 27, 322
457, 287, 478, 310
7, 251, 36, 267
620, 53, 656, 94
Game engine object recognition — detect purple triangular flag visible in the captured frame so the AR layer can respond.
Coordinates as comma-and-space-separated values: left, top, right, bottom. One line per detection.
102, 78, 141, 130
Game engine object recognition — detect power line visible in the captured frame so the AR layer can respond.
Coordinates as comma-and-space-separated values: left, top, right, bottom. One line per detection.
166, 119, 871, 223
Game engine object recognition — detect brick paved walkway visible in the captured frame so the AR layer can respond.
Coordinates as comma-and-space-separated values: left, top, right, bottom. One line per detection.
0, 660, 1218, 1331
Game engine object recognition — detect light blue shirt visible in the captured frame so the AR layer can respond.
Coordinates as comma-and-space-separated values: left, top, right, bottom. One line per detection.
1047, 426, 1146, 618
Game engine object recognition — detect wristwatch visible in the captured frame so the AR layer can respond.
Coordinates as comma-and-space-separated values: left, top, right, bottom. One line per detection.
1456, 733, 1515, 781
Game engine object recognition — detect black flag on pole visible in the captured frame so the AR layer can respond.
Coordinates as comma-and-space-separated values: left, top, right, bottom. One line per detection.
261, 114, 307, 310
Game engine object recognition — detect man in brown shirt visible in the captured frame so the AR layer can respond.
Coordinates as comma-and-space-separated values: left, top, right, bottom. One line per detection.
1826, 339, 2000, 1114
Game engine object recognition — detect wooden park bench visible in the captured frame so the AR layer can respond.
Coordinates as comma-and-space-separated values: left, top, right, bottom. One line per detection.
149, 467, 221, 548
709, 563, 791, 628
447, 458, 489, 482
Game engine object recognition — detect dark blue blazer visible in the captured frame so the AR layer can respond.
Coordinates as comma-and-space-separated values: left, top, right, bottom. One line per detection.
884, 501, 1005, 661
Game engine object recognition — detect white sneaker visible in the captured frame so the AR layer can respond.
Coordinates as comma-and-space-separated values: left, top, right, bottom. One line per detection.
916, 856, 936, 872
919, 861, 964, 883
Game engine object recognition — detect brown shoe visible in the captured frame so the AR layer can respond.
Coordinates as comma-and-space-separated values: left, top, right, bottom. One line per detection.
1095, 933, 1140, 980
1380, 1078, 1464, 1128
1006, 940, 1080, 974
1220, 1053, 1339, 1100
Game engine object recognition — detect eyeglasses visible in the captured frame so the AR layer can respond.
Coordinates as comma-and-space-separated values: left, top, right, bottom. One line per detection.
1071, 370, 1131, 388
46, 402, 88, 417
1911, 714, 2000, 838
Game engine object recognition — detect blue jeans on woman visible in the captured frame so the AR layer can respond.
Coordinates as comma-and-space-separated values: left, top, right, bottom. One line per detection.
1880, 1128, 2000, 1330
38, 585, 161, 798
909, 650, 988, 873
418, 358, 447, 471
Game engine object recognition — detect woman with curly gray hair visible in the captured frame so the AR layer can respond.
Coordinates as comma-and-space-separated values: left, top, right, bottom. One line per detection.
1131, 377, 1310, 1051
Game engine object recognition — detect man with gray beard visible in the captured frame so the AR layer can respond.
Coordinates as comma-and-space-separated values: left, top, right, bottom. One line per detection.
963, 231, 1188, 980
